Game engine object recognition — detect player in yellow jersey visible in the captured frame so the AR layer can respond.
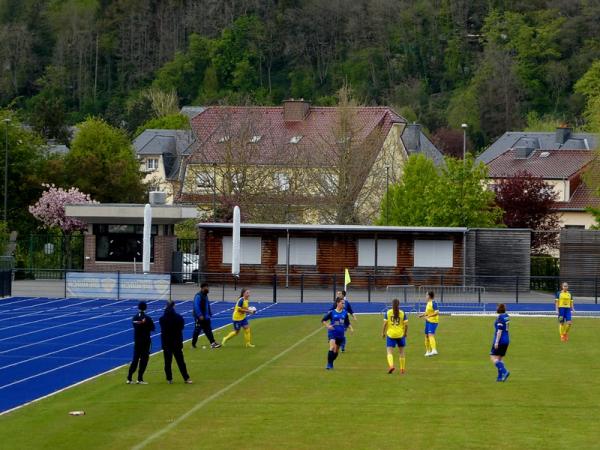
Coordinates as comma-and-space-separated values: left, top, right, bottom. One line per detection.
221, 288, 256, 347
555, 282, 575, 342
418, 291, 439, 356
382, 298, 408, 374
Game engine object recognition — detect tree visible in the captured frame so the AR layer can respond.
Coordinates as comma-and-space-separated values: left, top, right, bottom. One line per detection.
134, 114, 190, 138
494, 171, 560, 253
380, 155, 502, 228
29, 184, 95, 234
65, 117, 146, 203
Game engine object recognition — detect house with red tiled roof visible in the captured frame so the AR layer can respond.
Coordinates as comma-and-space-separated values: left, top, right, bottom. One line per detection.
177, 100, 409, 224
487, 148, 600, 229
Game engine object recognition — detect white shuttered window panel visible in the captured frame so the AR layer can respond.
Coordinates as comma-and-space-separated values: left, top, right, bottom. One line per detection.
358, 239, 397, 267
277, 238, 317, 265
222, 236, 262, 264
413, 240, 453, 268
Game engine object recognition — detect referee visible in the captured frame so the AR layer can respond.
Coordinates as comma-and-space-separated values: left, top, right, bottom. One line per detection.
126, 301, 155, 385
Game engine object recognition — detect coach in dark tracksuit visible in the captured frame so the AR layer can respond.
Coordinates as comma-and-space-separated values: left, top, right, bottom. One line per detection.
159, 300, 192, 384
192, 282, 221, 349
127, 301, 155, 384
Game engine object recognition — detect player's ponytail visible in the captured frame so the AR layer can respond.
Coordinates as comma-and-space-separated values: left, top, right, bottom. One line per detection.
392, 298, 400, 322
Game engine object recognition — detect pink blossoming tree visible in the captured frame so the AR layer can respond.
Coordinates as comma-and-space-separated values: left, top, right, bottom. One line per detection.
29, 184, 96, 234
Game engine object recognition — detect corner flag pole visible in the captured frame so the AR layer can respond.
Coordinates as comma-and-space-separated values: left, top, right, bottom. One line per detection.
344, 268, 351, 291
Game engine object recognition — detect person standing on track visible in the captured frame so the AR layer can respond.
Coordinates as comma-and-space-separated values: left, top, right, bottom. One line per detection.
555, 282, 575, 342
159, 300, 192, 384
192, 282, 221, 349
419, 291, 439, 356
490, 303, 510, 382
126, 301, 155, 384
382, 298, 408, 374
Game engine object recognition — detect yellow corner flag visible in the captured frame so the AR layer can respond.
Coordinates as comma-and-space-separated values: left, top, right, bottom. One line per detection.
344, 268, 351, 288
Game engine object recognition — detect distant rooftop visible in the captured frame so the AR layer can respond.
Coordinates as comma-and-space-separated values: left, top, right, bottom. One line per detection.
487, 149, 594, 179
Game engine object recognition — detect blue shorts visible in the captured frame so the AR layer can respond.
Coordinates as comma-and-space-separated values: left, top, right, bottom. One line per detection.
425, 322, 438, 335
558, 307, 572, 323
328, 331, 344, 345
233, 318, 249, 331
386, 336, 406, 348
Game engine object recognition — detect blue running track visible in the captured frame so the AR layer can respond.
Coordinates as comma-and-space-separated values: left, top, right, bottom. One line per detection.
1, 297, 599, 414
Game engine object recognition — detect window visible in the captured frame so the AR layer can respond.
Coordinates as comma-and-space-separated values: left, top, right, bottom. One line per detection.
413, 240, 453, 268
274, 173, 290, 191
277, 238, 317, 265
222, 236, 262, 264
358, 239, 397, 267
146, 158, 158, 171
289, 135, 303, 144
196, 172, 213, 190
249, 135, 262, 143
93, 224, 157, 262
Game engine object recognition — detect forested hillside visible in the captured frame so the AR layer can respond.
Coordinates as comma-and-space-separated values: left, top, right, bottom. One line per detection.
1, 0, 600, 149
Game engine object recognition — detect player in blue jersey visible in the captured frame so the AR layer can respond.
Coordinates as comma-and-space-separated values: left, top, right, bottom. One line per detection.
333, 290, 356, 352
490, 304, 510, 382
322, 297, 348, 370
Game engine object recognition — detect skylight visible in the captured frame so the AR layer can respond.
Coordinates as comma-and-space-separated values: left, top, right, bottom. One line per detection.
539, 151, 550, 158
289, 135, 303, 144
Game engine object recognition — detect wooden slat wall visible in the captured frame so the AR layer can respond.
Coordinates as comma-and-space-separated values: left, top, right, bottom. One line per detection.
198, 228, 467, 287
466, 229, 531, 291
560, 229, 600, 297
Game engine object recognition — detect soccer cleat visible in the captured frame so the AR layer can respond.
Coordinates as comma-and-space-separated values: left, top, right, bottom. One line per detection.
211, 342, 222, 348
126, 379, 133, 384
136, 380, 148, 385
341, 346, 346, 352
245, 343, 255, 348
424, 351, 431, 357
501, 370, 511, 382
167, 380, 173, 384
429, 349, 438, 356
184, 379, 193, 384
388, 367, 395, 374
560, 334, 566, 342
496, 377, 503, 382
326, 363, 333, 370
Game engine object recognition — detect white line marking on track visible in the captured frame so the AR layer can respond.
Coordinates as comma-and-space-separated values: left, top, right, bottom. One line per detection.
132, 324, 323, 450
0, 298, 103, 322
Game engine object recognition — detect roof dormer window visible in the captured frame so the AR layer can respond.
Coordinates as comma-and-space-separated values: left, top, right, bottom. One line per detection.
249, 135, 262, 143
218, 136, 230, 143
289, 135, 303, 144
146, 158, 158, 171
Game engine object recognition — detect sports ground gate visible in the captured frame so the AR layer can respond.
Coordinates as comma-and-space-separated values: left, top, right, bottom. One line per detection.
196, 223, 531, 290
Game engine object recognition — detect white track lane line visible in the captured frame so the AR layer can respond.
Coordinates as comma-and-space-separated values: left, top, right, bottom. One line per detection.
0, 298, 104, 322
0, 298, 148, 336
0, 303, 200, 390
0, 300, 228, 355
0, 297, 81, 314
0, 301, 192, 371
133, 324, 321, 450
0, 297, 46, 307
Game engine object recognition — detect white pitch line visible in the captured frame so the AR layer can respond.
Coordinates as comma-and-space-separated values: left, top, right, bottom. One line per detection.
133, 325, 322, 450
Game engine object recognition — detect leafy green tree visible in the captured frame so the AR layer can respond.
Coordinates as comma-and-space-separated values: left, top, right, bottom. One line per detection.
134, 113, 190, 137
65, 117, 146, 203
575, 60, 600, 132
380, 155, 502, 227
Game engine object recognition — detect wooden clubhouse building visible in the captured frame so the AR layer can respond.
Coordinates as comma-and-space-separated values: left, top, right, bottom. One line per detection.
197, 223, 531, 289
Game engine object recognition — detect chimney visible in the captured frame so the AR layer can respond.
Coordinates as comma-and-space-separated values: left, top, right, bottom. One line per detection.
555, 126, 572, 145
283, 99, 310, 122
514, 147, 534, 159
402, 123, 422, 152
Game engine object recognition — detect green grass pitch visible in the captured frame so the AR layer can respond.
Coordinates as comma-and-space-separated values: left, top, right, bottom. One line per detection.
1, 314, 600, 450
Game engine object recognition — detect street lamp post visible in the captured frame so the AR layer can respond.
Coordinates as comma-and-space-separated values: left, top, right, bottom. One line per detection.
461, 123, 468, 161
2, 118, 10, 224
385, 165, 390, 225
212, 164, 217, 222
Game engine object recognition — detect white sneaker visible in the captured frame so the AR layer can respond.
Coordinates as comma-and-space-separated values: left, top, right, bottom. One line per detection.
430, 350, 438, 356
424, 351, 431, 357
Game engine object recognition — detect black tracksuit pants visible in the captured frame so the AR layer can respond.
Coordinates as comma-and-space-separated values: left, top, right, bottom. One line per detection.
192, 318, 216, 346
127, 341, 151, 381
163, 346, 190, 381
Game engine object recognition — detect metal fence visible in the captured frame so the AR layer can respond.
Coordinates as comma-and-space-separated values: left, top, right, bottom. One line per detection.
5, 269, 600, 304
